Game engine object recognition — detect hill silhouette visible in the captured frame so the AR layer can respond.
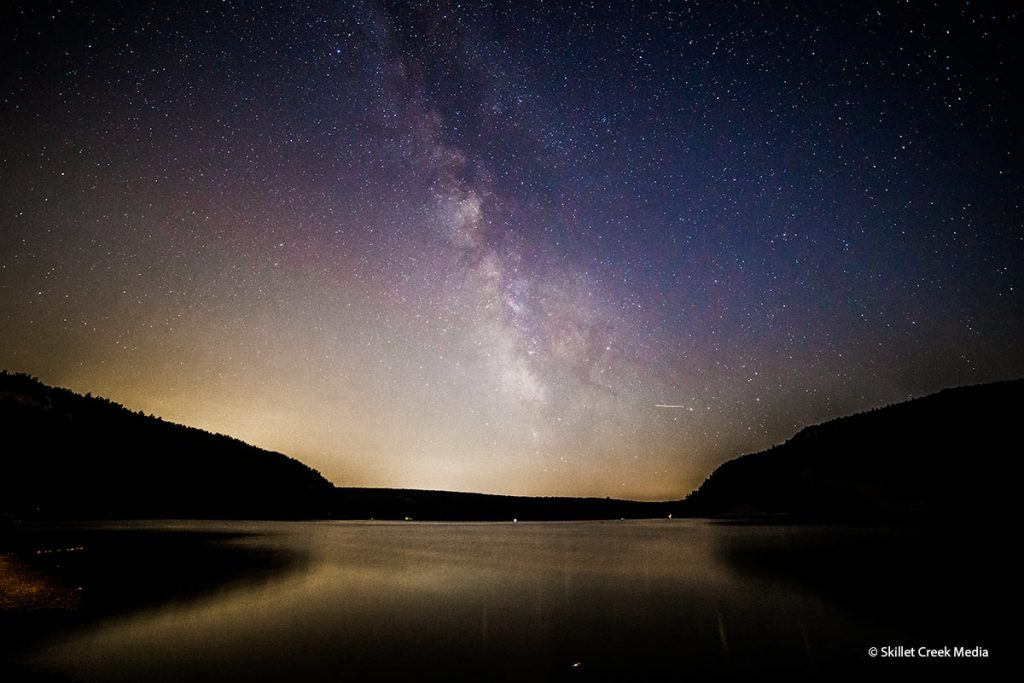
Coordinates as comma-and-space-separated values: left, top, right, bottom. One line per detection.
678, 379, 1024, 520
0, 371, 336, 519
330, 487, 673, 521
4, 372, 1021, 521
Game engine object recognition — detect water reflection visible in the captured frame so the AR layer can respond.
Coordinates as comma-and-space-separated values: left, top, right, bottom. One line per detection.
10, 521, 1017, 680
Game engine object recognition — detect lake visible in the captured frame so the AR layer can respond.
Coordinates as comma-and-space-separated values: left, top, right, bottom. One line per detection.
1, 520, 1017, 679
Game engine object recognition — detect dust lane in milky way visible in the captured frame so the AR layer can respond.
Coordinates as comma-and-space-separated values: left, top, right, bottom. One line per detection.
0, 2, 1020, 498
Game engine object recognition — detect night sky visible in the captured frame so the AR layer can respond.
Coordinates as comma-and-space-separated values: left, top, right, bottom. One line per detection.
1, 1, 1020, 499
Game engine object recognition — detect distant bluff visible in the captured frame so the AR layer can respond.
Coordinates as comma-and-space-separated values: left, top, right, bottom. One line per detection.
0, 371, 336, 519
678, 379, 1024, 521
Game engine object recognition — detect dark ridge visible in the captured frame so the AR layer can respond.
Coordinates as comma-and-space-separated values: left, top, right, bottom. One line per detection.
5, 371, 1021, 522
677, 379, 1024, 521
331, 487, 673, 521
0, 371, 336, 519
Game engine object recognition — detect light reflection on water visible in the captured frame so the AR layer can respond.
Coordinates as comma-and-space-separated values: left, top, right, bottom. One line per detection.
20, 520, 1015, 680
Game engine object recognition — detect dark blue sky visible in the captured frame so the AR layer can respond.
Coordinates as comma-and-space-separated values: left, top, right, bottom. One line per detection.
1, 1, 1020, 497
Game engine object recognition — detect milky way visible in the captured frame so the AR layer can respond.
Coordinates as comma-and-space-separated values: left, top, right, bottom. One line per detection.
1, 2, 1021, 498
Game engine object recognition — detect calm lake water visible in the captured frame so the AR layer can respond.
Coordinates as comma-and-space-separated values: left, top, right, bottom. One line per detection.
3, 520, 1017, 680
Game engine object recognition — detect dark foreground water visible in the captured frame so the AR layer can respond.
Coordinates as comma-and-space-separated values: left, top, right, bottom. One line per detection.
1, 520, 1018, 680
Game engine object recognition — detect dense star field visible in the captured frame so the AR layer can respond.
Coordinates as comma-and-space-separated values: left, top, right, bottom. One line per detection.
1, 2, 1020, 499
